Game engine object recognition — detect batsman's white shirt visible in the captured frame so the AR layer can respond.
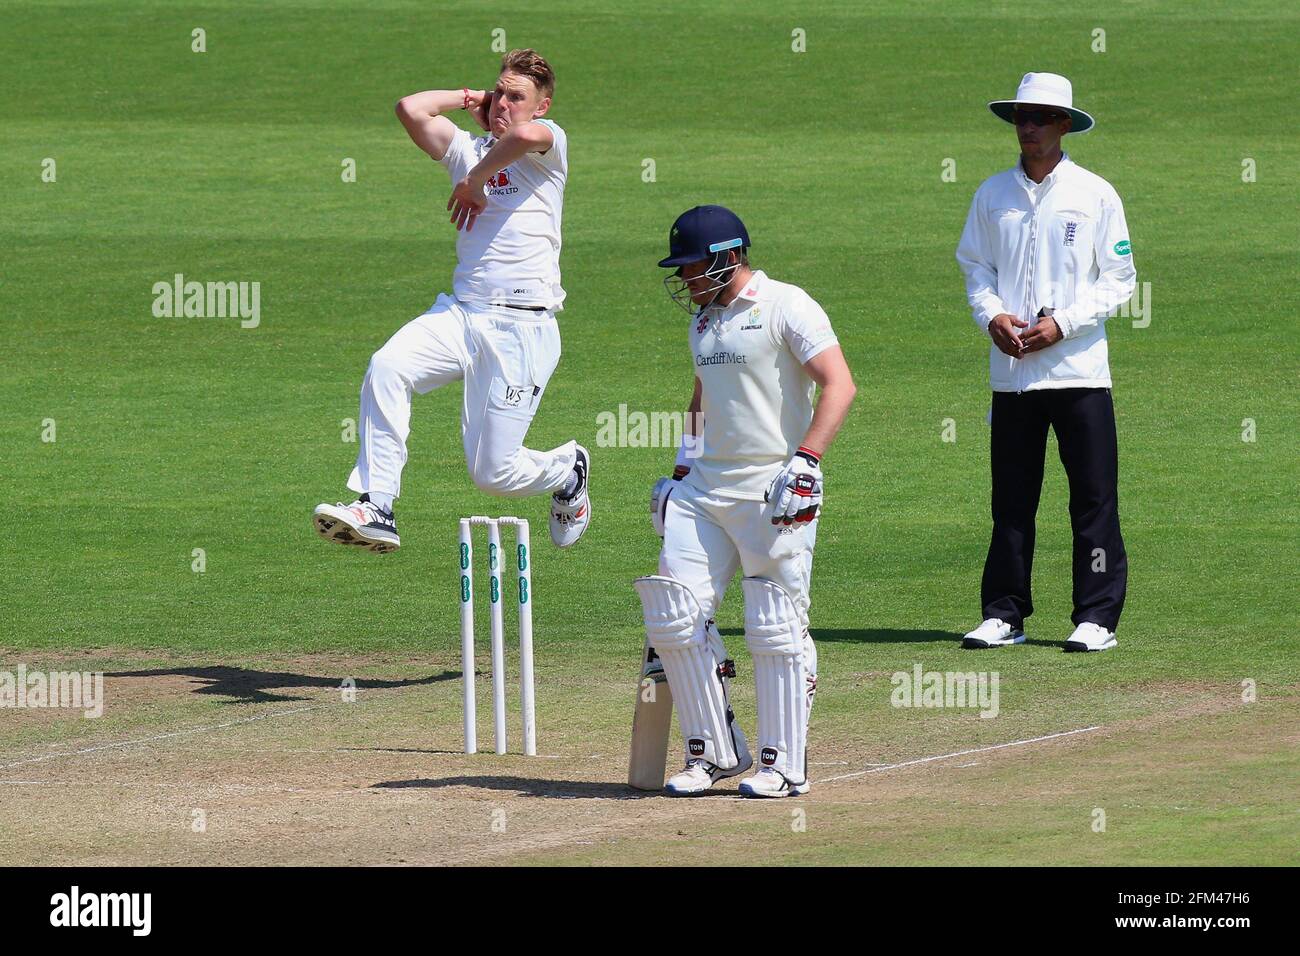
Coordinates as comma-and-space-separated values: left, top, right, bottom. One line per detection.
685, 271, 838, 500
439, 119, 567, 309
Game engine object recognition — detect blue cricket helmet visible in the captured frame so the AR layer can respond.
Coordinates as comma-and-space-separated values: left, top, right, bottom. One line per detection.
657, 205, 751, 268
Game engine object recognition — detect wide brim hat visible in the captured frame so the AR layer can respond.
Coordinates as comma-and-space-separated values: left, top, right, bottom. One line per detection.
989, 72, 1094, 134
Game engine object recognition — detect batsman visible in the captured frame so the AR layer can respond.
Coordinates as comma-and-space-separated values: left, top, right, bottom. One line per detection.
633, 206, 857, 797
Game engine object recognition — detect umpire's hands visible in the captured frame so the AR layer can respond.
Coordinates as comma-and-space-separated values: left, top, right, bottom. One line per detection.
765, 450, 823, 525
988, 313, 1028, 357
1020, 314, 1063, 352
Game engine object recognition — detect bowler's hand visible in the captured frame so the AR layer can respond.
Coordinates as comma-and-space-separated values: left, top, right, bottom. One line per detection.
1021, 315, 1063, 353
448, 175, 487, 231
988, 313, 1028, 357
465, 89, 493, 132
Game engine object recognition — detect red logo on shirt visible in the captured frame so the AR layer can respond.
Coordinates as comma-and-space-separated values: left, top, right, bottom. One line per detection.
488, 170, 510, 188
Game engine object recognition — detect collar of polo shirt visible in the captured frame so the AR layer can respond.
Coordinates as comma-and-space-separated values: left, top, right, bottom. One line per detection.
698, 269, 766, 318
1017, 152, 1075, 189
729, 270, 766, 304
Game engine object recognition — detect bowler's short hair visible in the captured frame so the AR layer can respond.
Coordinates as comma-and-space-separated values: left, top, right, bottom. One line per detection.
500, 48, 555, 98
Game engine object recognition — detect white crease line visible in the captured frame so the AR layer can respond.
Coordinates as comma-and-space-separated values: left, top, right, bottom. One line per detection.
0, 705, 324, 771
0, 779, 311, 793
820, 725, 1102, 784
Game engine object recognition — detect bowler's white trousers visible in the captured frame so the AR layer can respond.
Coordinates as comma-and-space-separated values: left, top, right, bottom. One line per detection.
659, 480, 818, 628
347, 294, 577, 500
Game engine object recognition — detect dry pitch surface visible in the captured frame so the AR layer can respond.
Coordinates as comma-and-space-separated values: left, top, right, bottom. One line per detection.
1, 651, 1294, 866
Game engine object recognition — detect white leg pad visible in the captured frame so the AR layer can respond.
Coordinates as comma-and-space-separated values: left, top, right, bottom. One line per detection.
742, 577, 809, 784
634, 576, 739, 769
804, 628, 818, 716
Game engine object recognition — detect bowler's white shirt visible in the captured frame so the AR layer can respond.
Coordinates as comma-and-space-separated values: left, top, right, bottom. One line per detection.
439, 119, 567, 309
686, 271, 838, 500
956, 154, 1136, 391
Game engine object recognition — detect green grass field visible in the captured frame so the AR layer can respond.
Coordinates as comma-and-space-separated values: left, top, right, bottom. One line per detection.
1, 0, 1296, 866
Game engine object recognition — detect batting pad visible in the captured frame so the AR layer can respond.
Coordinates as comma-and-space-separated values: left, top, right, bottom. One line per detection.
633, 576, 739, 769
742, 577, 808, 783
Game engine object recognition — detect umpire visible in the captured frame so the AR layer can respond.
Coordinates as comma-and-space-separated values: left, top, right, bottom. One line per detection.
956, 73, 1136, 652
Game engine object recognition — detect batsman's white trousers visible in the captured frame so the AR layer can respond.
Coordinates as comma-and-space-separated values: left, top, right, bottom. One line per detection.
347, 293, 576, 500
658, 481, 818, 629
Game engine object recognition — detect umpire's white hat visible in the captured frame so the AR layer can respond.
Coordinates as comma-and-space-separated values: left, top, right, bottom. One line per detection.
988, 72, 1095, 133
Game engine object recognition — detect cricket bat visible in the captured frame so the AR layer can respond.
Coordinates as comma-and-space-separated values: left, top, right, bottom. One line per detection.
627, 638, 674, 790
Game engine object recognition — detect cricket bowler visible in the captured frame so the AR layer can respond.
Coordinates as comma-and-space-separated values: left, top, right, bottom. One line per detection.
313, 49, 590, 553
956, 72, 1135, 651
635, 205, 857, 797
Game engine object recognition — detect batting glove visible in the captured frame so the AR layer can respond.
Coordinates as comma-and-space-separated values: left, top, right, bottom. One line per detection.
764, 447, 823, 525
650, 465, 690, 537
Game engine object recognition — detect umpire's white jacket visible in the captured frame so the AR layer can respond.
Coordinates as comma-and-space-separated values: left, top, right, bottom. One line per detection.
957, 154, 1136, 392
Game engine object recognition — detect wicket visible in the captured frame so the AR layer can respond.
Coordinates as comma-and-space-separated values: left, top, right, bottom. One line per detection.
458, 516, 536, 756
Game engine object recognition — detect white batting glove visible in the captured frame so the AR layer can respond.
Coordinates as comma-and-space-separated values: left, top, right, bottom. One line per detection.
651, 465, 690, 537
764, 448, 823, 526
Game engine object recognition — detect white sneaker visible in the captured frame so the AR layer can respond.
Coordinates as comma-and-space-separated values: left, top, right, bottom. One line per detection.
313, 496, 399, 553
738, 767, 810, 799
961, 617, 1025, 649
664, 725, 753, 797
1064, 622, 1117, 652
549, 444, 591, 548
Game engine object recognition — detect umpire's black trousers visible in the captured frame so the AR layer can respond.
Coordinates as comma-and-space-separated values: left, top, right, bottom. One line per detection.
982, 387, 1128, 631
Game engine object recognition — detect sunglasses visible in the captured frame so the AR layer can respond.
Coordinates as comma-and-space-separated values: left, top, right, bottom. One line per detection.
1013, 108, 1066, 127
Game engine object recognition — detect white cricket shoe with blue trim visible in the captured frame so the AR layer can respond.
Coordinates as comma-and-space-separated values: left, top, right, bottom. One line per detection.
313, 495, 399, 553
1064, 622, 1117, 652
738, 766, 810, 799
961, 617, 1025, 649
549, 444, 591, 548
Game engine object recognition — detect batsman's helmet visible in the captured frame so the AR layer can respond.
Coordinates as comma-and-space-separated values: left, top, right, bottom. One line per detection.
658, 205, 750, 314
658, 205, 750, 267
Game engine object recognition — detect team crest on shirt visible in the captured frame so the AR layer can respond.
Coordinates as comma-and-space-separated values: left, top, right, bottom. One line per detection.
1063, 220, 1078, 246
740, 306, 763, 330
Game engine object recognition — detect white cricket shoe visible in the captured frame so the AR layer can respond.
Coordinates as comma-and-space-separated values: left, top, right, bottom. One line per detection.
961, 617, 1025, 649
1064, 622, 1118, 652
549, 444, 591, 548
312, 496, 399, 553
664, 725, 753, 797
738, 767, 810, 799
